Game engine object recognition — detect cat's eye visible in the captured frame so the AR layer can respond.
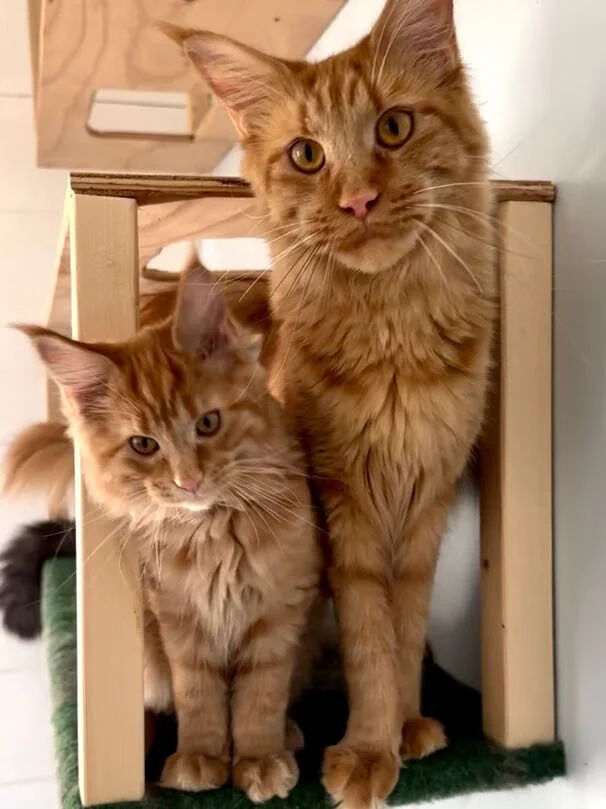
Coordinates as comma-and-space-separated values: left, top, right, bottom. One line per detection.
196, 410, 221, 438
129, 436, 160, 456
375, 108, 414, 149
288, 138, 325, 174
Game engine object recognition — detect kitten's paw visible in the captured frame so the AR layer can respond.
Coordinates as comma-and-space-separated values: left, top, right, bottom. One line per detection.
322, 744, 399, 809
400, 717, 447, 761
160, 752, 229, 792
233, 751, 299, 803
285, 718, 305, 752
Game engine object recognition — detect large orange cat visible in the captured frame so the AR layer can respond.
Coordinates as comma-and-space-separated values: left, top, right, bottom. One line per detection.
165, 1, 496, 806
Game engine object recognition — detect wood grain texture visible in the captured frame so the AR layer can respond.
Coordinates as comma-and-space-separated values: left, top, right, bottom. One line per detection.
69, 174, 556, 206
71, 194, 144, 805
34, 0, 345, 171
480, 201, 554, 748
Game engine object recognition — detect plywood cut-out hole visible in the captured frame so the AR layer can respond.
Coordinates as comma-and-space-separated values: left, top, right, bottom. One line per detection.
87, 89, 193, 138
199, 239, 270, 272
144, 240, 270, 282
145, 241, 199, 276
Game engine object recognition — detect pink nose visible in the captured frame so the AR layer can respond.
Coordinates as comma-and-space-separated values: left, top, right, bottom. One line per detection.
339, 190, 380, 220
174, 478, 200, 494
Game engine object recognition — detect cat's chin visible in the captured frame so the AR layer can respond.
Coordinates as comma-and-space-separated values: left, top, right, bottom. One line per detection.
336, 230, 418, 275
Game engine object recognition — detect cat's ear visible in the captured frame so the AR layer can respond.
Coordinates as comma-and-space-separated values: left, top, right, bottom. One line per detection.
14, 325, 115, 409
158, 23, 288, 137
172, 265, 233, 359
370, 0, 458, 74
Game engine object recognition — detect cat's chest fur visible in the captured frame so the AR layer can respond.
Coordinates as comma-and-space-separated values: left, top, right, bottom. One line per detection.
277, 256, 492, 482
146, 511, 276, 649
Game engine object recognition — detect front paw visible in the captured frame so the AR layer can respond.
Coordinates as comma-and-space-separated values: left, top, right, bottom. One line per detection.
233, 751, 299, 803
322, 744, 399, 809
160, 752, 229, 792
400, 717, 447, 761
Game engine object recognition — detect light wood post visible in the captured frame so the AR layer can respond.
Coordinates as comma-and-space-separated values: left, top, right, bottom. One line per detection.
480, 200, 554, 748
70, 193, 144, 805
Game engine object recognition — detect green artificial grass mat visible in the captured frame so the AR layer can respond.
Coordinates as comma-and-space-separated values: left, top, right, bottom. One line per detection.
42, 558, 565, 809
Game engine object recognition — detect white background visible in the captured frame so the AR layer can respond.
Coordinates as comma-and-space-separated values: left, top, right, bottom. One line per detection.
1, 1, 605, 806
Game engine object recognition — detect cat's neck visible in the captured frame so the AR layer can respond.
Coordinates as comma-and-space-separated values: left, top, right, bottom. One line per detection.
268, 216, 494, 375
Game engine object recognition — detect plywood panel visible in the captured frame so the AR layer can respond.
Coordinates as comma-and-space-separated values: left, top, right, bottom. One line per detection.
35, 0, 345, 171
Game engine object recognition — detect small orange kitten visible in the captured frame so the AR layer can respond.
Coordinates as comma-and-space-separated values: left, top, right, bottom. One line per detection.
10, 268, 322, 802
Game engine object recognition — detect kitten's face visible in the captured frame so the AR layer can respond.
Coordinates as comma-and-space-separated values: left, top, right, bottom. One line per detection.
180, 0, 488, 274
25, 267, 285, 525
76, 334, 273, 519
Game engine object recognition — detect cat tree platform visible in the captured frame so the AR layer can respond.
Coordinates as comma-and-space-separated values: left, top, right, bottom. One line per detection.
28, 0, 345, 171
44, 173, 562, 807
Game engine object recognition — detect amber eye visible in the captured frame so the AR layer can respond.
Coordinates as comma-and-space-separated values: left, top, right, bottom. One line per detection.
129, 436, 159, 456
196, 410, 221, 438
288, 138, 325, 174
375, 108, 414, 149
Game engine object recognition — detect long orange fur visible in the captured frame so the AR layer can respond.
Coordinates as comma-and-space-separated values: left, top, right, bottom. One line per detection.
165, 1, 496, 806
9, 268, 322, 802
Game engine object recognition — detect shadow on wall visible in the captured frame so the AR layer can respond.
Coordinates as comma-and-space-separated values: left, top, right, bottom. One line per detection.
429, 471, 481, 692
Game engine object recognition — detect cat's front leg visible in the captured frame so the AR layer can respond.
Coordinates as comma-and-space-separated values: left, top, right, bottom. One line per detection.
394, 489, 452, 760
321, 498, 401, 809
231, 611, 302, 803
159, 621, 229, 792
143, 606, 173, 714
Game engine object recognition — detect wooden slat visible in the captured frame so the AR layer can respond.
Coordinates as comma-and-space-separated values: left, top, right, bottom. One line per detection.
35, 0, 345, 172
49, 176, 555, 335
70, 174, 253, 206
71, 194, 144, 805
69, 174, 556, 206
480, 201, 554, 747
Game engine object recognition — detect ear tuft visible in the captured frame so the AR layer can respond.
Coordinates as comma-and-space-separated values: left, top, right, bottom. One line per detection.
155, 20, 197, 47
13, 325, 115, 410
172, 265, 233, 359
162, 27, 288, 137
370, 0, 457, 75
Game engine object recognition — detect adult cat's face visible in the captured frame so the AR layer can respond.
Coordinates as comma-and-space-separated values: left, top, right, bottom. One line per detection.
176, 0, 488, 274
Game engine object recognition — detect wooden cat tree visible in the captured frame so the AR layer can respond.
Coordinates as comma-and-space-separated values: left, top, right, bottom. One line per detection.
48, 176, 555, 805
27, 1, 557, 806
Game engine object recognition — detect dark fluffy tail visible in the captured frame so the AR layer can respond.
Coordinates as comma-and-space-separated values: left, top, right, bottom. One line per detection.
0, 520, 75, 639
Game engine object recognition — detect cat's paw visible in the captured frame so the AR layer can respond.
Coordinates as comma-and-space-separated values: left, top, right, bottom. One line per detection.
233, 751, 299, 803
285, 718, 305, 752
160, 752, 229, 792
322, 744, 399, 809
400, 717, 447, 761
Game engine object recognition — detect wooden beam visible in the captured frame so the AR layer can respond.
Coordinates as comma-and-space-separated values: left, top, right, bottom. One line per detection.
69, 174, 556, 206
70, 194, 144, 805
70, 174, 253, 206
480, 200, 554, 748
